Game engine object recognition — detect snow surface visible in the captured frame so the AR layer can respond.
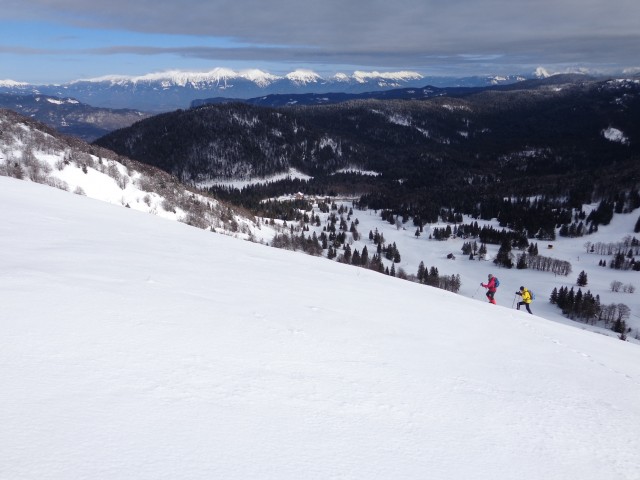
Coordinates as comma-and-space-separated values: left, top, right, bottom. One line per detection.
2, 176, 640, 479
197, 168, 313, 190
334, 167, 381, 176
43, 97, 79, 105
285, 69, 323, 85
0, 79, 29, 87
602, 127, 630, 145
352, 71, 424, 83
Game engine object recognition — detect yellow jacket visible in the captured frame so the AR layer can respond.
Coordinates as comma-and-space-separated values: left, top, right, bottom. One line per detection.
519, 289, 532, 304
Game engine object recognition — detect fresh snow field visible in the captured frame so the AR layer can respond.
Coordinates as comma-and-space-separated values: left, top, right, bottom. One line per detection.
2, 176, 640, 479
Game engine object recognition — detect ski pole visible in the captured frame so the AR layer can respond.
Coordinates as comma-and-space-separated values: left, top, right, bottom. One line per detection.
512, 294, 517, 308
473, 285, 481, 298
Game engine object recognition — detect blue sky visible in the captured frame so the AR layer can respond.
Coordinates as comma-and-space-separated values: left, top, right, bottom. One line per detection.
1, 0, 639, 84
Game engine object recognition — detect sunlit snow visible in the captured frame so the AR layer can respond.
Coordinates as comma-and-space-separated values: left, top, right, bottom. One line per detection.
602, 127, 630, 145
1, 176, 640, 479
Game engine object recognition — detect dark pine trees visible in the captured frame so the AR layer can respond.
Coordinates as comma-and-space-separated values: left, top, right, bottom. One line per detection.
577, 270, 588, 287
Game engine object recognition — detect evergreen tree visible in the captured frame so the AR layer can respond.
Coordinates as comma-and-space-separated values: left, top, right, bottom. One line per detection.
343, 244, 352, 263
494, 239, 514, 268
565, 287, 576, 315
351, 249, 361, 266
573, 289, 584, 319
417, 261, 426, 283
361, 246, 369, 266
577, 270, 588, 287
550, 287, 559, 304
559, 224, 569, 237
557, 286, 568, 310
445, 225, 452, 238
425, 266, 439, 287
613, 318, 627, 337
612, 252, 626, 270
516, 253, 527, 269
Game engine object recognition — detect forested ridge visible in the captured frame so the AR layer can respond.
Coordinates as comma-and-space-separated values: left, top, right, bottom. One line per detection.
94, 76, 640, 223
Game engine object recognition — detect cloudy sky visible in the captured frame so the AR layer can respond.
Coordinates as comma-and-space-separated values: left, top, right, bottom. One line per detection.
1, 0, 639, 83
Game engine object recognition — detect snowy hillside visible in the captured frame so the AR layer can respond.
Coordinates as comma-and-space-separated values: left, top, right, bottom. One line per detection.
300, 202, 640, 341
0, 109, 269, 240
4, 106, 640, 342
1, 176, 640, 479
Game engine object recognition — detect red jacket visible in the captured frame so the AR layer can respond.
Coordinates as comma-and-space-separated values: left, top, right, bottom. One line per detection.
482, 277, 497, 292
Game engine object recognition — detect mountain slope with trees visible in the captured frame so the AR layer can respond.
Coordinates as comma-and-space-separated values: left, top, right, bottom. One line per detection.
0, 108, 263, 238
94, 76, 640, 222
0, 93, 149, 141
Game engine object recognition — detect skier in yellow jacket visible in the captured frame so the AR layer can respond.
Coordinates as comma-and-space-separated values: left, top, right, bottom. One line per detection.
515, 286, 533, 314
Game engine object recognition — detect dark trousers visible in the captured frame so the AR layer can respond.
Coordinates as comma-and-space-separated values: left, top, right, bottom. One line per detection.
517, 302, 532, 314
486, 291, 496, 303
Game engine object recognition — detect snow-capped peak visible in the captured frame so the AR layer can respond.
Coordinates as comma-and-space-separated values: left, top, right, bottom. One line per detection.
237, 69, 281, 88
0, 79, 28, 87
76, 68, 273, 87
352, 70, 424, 84
332, 73, 351, 82
69, 68, 427, 89
535, 67, 552, 79
285, 69, 323, 85
150, 68, 240, 86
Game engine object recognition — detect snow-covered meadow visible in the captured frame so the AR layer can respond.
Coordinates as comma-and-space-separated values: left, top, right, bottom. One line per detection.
2, 175, 640, 479
310, 199, 640, 339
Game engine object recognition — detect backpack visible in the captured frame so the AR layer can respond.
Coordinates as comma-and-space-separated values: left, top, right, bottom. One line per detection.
529, 291, 535, 300
493, 277, 500, 288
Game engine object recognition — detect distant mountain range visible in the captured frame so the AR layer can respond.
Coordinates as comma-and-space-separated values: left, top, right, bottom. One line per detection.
190, 74, 594, 108
0, 68, 530, 112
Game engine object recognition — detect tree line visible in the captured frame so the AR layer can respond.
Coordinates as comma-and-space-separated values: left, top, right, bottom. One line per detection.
550, 286, 632, 340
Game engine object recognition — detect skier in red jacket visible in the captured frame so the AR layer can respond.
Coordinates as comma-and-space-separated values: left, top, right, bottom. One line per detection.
481, 274, 498, 304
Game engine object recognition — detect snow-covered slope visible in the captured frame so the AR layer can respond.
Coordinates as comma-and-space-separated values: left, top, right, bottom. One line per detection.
1, 176, 639, 479
4, 107, 640, 342
312, 203, 640, 340
0, 108, 268, 240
